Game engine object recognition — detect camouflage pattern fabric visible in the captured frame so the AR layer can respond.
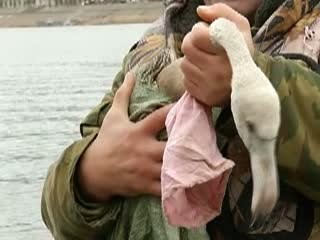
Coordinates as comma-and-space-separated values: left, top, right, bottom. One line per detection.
41, 0, 320, 239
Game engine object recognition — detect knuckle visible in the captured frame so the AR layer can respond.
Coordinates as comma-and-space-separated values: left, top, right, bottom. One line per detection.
181, 64, 198, 85
140, 164, 151, 178
184, 80, 194, 95
180, 57, 190, 75
124, 158, 139, 176
181, 32, 193, 55
192, 22, 204, 35
180, 57, 187, 71
191, 23, 207, 44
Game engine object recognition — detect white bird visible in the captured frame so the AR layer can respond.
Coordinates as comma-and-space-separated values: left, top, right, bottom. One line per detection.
208, 18, 281, 226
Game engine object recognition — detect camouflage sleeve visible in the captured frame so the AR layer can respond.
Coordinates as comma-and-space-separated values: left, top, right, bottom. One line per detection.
253, 50, 320, 202
41, 69, 126, 239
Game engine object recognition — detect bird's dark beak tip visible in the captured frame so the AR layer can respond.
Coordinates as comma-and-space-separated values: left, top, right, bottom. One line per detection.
250, 214, 265, 230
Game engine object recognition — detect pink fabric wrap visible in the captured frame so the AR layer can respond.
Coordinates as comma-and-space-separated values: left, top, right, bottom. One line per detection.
161, 92, 235, 228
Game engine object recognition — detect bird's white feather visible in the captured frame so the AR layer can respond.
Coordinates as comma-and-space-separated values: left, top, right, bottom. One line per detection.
209, 18, 281, 226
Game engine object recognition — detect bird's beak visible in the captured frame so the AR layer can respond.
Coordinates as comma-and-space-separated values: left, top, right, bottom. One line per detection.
249, 139, 279, 228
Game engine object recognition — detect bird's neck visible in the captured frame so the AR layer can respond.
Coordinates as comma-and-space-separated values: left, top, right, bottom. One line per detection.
221, 36, 256, 90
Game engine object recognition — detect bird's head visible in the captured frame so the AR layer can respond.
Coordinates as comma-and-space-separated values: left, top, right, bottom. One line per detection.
232, 91, 281, 227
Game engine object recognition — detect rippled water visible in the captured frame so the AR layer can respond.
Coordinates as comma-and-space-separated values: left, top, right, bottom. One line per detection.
0, 24, 150, 240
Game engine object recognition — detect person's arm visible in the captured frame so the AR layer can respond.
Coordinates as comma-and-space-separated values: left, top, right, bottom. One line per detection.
41, 69, 125, 240
41, 27, 173, 238
253, 51, 320, 202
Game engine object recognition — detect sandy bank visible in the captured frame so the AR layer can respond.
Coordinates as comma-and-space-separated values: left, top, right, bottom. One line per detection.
0, 2, 164, 27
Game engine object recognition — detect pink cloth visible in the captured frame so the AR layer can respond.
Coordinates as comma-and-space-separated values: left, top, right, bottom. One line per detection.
161, 92, 235, 228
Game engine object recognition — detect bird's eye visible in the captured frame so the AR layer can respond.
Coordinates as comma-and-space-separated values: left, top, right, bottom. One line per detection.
247, 121, 255, 133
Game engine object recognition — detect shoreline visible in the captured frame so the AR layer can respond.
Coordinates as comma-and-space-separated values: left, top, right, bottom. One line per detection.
0, 2, 164, 28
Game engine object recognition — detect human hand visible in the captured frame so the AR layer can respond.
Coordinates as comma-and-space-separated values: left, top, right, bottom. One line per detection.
180, 3, 254, 107
77, 72, 172, 202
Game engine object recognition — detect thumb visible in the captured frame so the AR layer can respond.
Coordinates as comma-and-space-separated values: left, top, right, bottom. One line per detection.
197, 3, 245, 24
112, 72, 136, 115
197, 3, 254, 54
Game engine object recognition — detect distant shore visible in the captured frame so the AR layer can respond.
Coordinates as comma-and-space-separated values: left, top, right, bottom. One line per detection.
0, 2, 164, 27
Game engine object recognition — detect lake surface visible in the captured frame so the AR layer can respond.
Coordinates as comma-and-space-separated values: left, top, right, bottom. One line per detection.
0, 24, 150, 240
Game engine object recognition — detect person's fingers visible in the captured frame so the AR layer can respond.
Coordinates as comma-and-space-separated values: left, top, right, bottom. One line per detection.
181, 31, 218, 68
180, 57, 203, 89
197, 3, 246, 24
188, 22, 224, 54
112, 72, 136, 115
181, 59, 203, 102
184, 77, 198, 97
138, 104, 173, 134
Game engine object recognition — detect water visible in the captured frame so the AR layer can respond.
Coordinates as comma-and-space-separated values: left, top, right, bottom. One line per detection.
0, 24, 150, 240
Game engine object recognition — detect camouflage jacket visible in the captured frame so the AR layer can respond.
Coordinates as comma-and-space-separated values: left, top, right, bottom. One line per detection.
41, 0, 320, 239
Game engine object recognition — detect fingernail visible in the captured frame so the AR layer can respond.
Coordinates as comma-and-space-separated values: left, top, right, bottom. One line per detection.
197, 5, 208, 12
